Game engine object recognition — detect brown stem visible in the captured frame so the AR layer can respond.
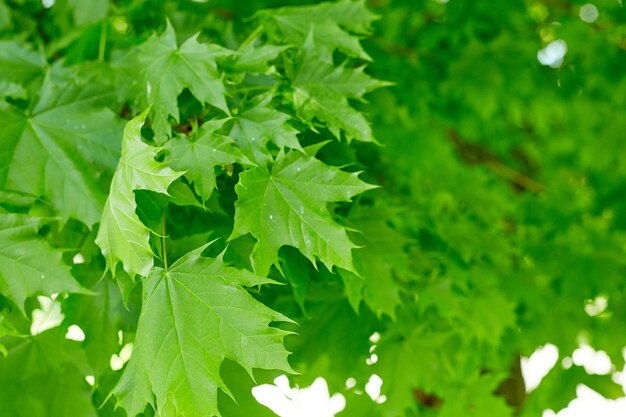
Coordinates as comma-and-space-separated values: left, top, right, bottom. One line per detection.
447, 129, 545, 194
495, 354, 526, 413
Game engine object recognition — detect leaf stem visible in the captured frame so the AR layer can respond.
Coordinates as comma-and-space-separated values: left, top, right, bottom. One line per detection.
161, 211, 168, 271
98, 21, 107, 63
440, 353, 456, 377
238, 24, 264, 51
230, 85, 273, 94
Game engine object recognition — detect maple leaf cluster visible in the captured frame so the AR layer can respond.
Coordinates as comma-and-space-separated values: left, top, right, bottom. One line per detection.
2, 0, 626, 416
0, 1, 387, 416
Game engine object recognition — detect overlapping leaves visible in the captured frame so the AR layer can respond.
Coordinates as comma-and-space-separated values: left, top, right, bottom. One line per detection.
231, 148, 376, 276
0, 329, 97, 417
339, 202, 413, 319
111, 244, 293, 417
287, 32, 389, 143
223, 92, 302, 165
95, 109, 182, 279
130, 22, 230, 142
0, 214, 84, 311
0, 75, 123, 225
259, 0, 378, 62
165, 120, 249, 201
0, 1, 393, 417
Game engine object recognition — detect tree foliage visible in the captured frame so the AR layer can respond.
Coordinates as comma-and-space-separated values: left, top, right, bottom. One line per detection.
0, 0, 625, 416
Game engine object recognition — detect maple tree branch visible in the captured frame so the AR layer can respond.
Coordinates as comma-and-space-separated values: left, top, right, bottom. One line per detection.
495, 354, 526, 414
486, 159, 545, 194
447, 129, 545, 194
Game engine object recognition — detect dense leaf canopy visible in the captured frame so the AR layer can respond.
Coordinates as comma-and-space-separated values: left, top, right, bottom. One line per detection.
0, 0, 625, 416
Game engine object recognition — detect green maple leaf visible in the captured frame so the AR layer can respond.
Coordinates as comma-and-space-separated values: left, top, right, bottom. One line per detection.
219, 361, 283, 417
111, 244, 293, 417
420, 274, 516, 346
135, 22, 230, 141
288, 32, 389, 143
260, 0, 378, 62
339, 203, 410, 319
0, 1, 10, 31
231, 44, 289, 73
0, 328, 97, 417
0, 80, 27, 100
95, 109, 183, 278
524, 365, 623, 415
0, 40, 46, 86
288, 301, 374, 390
166, 120, 250, 201
224, 92, 302, 164
0, 79, 123, 225
438, 374, 512, 417
374, 327, 448, 417
64, 278, 126, 375
0, 314, 20, 357
67, 0, 109, 25
0, 213, 85, 311
231, 149, 375, 276
462, 287, 516, 346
